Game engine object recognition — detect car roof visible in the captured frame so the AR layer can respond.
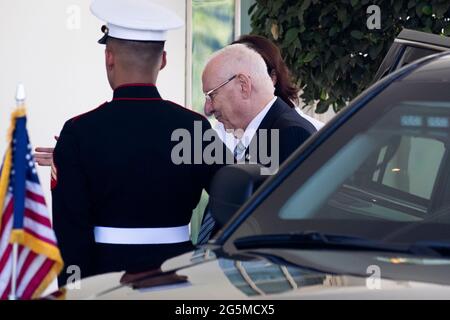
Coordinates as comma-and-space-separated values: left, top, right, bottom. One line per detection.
397, 28, 450, 50
400, 52, 450, 82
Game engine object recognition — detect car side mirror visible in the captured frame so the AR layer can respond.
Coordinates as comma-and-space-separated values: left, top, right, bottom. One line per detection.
208, 164, 267, 228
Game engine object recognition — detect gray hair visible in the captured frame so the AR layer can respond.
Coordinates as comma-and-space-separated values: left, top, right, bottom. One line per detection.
206, 43, 274, 94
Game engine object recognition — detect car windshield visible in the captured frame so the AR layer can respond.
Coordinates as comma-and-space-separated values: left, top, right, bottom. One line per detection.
227, 80, 450, 251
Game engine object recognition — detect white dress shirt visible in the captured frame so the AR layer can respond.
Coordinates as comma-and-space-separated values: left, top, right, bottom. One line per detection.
233, 96, 277, 160
214, 97, 324, 159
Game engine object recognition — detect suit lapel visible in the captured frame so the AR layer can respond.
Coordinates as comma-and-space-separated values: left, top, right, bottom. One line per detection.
256, 97, 286, 130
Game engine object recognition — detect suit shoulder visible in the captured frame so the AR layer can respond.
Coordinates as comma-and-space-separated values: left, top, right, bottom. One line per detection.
276, 108, 317, 134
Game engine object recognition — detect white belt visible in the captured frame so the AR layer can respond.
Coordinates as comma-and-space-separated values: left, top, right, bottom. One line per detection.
94, 225, 190, 245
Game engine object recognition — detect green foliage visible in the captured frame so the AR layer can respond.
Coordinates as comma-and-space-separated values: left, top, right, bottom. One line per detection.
249, 0, 450, 113
192, 0, 235, 113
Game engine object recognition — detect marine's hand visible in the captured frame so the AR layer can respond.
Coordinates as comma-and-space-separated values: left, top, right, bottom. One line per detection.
34, 136, 58, 167
34, 147, 55, 167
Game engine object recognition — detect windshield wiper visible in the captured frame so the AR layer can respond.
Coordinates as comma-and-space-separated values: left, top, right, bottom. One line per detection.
234, 231, 450, 258
235, 231, 399, 251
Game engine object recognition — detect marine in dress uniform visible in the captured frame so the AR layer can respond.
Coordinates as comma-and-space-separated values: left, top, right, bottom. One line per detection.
52, 0, 225, 285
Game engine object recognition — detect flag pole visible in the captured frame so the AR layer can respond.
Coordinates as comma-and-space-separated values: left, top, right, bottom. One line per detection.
8, 244, 18, 300
8, 83, 26, 301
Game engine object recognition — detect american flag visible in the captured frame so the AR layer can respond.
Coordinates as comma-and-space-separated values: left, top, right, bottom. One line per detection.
0, 108, 63, 299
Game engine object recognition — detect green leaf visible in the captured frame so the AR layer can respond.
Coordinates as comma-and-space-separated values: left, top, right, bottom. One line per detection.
416, 2, 427, 17
342, 16, 352, 30
331, 45, 345, 56
284, 28, 299, 44
337, 8, 347, 22
351, 0, 359, 7
422, 4, 432, 16
324, 50, 332, 63
303, 52, 316, 63
303, 32, 315, 41
320, 89, 328, 100
350, 30, 364, 39
298, 0, 312, 23
394, 1, 403, 14
313, 32, 322, 43
271, 1, 284, 13
300, 0, 312, 11
329, 26, 339, 37
248, 2, 257, 15
316, 100, 331, 114
319, 3, 336, 20
369, 43, 384, 60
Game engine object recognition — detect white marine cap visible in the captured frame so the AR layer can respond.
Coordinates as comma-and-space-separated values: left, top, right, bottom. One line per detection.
90, 0, 184, 44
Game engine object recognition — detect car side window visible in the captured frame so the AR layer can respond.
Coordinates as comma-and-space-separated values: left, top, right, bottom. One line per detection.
279, 100, 450, 222
371, 136, 445, 200
397, 46, 438, 69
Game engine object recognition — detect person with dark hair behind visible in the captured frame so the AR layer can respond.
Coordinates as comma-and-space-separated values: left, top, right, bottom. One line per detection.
232, 34, 323, 129
233, 34, 299, 109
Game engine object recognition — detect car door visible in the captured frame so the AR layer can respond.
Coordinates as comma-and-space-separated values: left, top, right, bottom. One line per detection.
373, 28, 450, 82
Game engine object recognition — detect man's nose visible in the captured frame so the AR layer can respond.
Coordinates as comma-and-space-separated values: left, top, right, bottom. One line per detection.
204, 100, 214, 117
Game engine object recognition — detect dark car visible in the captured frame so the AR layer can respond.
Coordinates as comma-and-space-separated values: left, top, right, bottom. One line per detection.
374, 28, 450, 82
60, 31, 450, 299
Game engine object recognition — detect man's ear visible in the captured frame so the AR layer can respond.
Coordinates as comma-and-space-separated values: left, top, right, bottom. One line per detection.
105, 48, 114, 71
238, 74, 251, 99
160, 51, 167, 70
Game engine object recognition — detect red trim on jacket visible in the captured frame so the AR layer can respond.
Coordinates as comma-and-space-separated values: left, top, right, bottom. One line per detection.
51, 162, 58, 190
112, 98, 163, 101
115, 83, 156, 89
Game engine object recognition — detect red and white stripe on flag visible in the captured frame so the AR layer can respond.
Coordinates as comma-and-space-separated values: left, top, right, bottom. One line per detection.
0, 180, 63, 299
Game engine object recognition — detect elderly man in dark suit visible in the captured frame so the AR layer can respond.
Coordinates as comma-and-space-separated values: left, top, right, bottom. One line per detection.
203, 43, 316, 172
197, 43, 317, 243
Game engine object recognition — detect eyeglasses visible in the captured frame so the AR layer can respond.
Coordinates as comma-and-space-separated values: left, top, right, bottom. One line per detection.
204, 74, 237, 103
